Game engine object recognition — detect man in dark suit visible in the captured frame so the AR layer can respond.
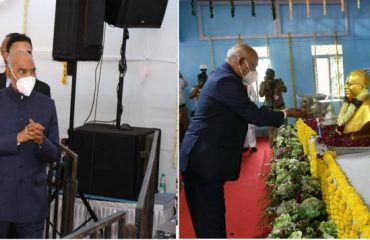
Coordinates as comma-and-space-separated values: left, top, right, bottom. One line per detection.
0, 33, 50, 97
0, 49, 60, 238
180, 43, 306, 238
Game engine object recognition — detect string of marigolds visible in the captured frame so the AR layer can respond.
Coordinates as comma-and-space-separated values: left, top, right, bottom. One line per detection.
306, 0, 310, 17
191, 0, 361, 19
334, 32, 341, 97
271, 0, 276, 20
236, 34, 242, 44
208, 35, 215, 71
323, 0, 327, 16
340, 0, 344, 12
288, 33, 297, 107
251, 0, 256, 17
61, 62, 68, 85
230, 0, 235, 17
265, 35, 271, 68
191, 0, 196, 15
23, 0, 28, 34
296, 120, 319, 180
296, 119, 317, 155
209, 0, 214, 18
191, 0, 259, 19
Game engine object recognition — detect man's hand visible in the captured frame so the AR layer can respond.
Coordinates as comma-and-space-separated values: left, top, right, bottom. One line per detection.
26, 119, 45, 145
285, 108, 309, 118
17, 128, 30, 144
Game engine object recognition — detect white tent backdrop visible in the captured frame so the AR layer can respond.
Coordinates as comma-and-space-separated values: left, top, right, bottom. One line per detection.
0, 0, 178, 193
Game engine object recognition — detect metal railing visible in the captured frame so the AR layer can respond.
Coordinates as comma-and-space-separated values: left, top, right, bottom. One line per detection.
62, 129, 161, 239
135, 130, 160, 238
63, 211, 132, 238
45, 141, 78, 238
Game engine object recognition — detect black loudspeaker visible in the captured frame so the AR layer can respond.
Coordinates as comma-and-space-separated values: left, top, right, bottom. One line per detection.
105, 0, 168, 28
52, 0, 105, 61
70, 124, 160, 201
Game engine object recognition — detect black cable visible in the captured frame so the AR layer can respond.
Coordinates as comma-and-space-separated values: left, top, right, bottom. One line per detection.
83, 23, 107, 125
83, 57, 101, 125
85, 120, 116, 125
93, 23, 106, 123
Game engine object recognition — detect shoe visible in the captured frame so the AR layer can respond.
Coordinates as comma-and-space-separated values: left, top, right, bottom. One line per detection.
242, 147, 250, 152
251, 147, 257, 152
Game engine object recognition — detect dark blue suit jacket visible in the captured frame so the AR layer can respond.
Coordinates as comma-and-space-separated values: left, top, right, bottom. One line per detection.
0, 87, 60, 222
180, 63, 284, 180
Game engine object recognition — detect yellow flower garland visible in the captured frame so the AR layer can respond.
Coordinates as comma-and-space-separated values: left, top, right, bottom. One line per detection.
22, 0, 28, 34
296, 119, 370, 238
61, 62, 68, 85
296, 119, 317, 155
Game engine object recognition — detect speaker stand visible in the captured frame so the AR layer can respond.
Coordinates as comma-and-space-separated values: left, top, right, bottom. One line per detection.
66, 60, 99, 229
73, 191, 99, 232
67, 60, 77, 144
115, 28, 131, 130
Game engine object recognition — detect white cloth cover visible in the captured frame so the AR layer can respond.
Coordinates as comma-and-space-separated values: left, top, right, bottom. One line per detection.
244, 84, 257, 148
49, 196, 175, 238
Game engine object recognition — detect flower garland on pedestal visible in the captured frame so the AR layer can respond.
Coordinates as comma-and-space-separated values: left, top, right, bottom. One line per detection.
337, 89, 369, 127
296, 121, 370, 238
296, 119, 317, 155
321, 151, 370, 238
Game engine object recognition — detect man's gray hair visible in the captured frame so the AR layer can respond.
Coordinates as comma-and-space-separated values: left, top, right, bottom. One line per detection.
226, 45, 242, 63
6, 49, 32, 68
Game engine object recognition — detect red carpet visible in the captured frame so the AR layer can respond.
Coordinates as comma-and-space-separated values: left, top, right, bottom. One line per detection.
179, 137, 272, 238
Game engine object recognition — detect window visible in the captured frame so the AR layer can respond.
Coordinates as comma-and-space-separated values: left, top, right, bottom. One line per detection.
311, 45, 344, 98
253, 46, 271, 102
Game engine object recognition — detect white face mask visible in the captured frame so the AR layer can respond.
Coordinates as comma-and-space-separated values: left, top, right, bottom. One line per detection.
239, 60, 258, 85
10, 69, 36, 96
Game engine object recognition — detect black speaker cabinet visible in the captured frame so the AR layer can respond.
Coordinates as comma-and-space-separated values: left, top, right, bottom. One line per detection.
70, 124, 160, 201
105, 0, 168, 28
52, 0, 105, 61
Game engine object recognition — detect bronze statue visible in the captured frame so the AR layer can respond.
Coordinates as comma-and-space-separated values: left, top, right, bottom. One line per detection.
337, 70, 370, 139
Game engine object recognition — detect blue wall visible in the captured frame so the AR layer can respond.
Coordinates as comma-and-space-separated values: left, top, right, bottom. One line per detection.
180, 0, 370, 117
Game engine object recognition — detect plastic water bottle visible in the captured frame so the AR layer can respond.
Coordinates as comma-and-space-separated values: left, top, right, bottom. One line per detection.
159, 173, 166, 194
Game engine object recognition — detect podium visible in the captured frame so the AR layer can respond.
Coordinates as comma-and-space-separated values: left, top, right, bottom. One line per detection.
70, 123, 160, 201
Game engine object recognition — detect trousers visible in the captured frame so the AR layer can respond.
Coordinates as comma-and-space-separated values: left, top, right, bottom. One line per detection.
0, 220, 44, 239
182, 171, 226, 238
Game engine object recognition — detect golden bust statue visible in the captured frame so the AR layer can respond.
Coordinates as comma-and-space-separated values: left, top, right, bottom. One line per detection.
337, 69, 370, 139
